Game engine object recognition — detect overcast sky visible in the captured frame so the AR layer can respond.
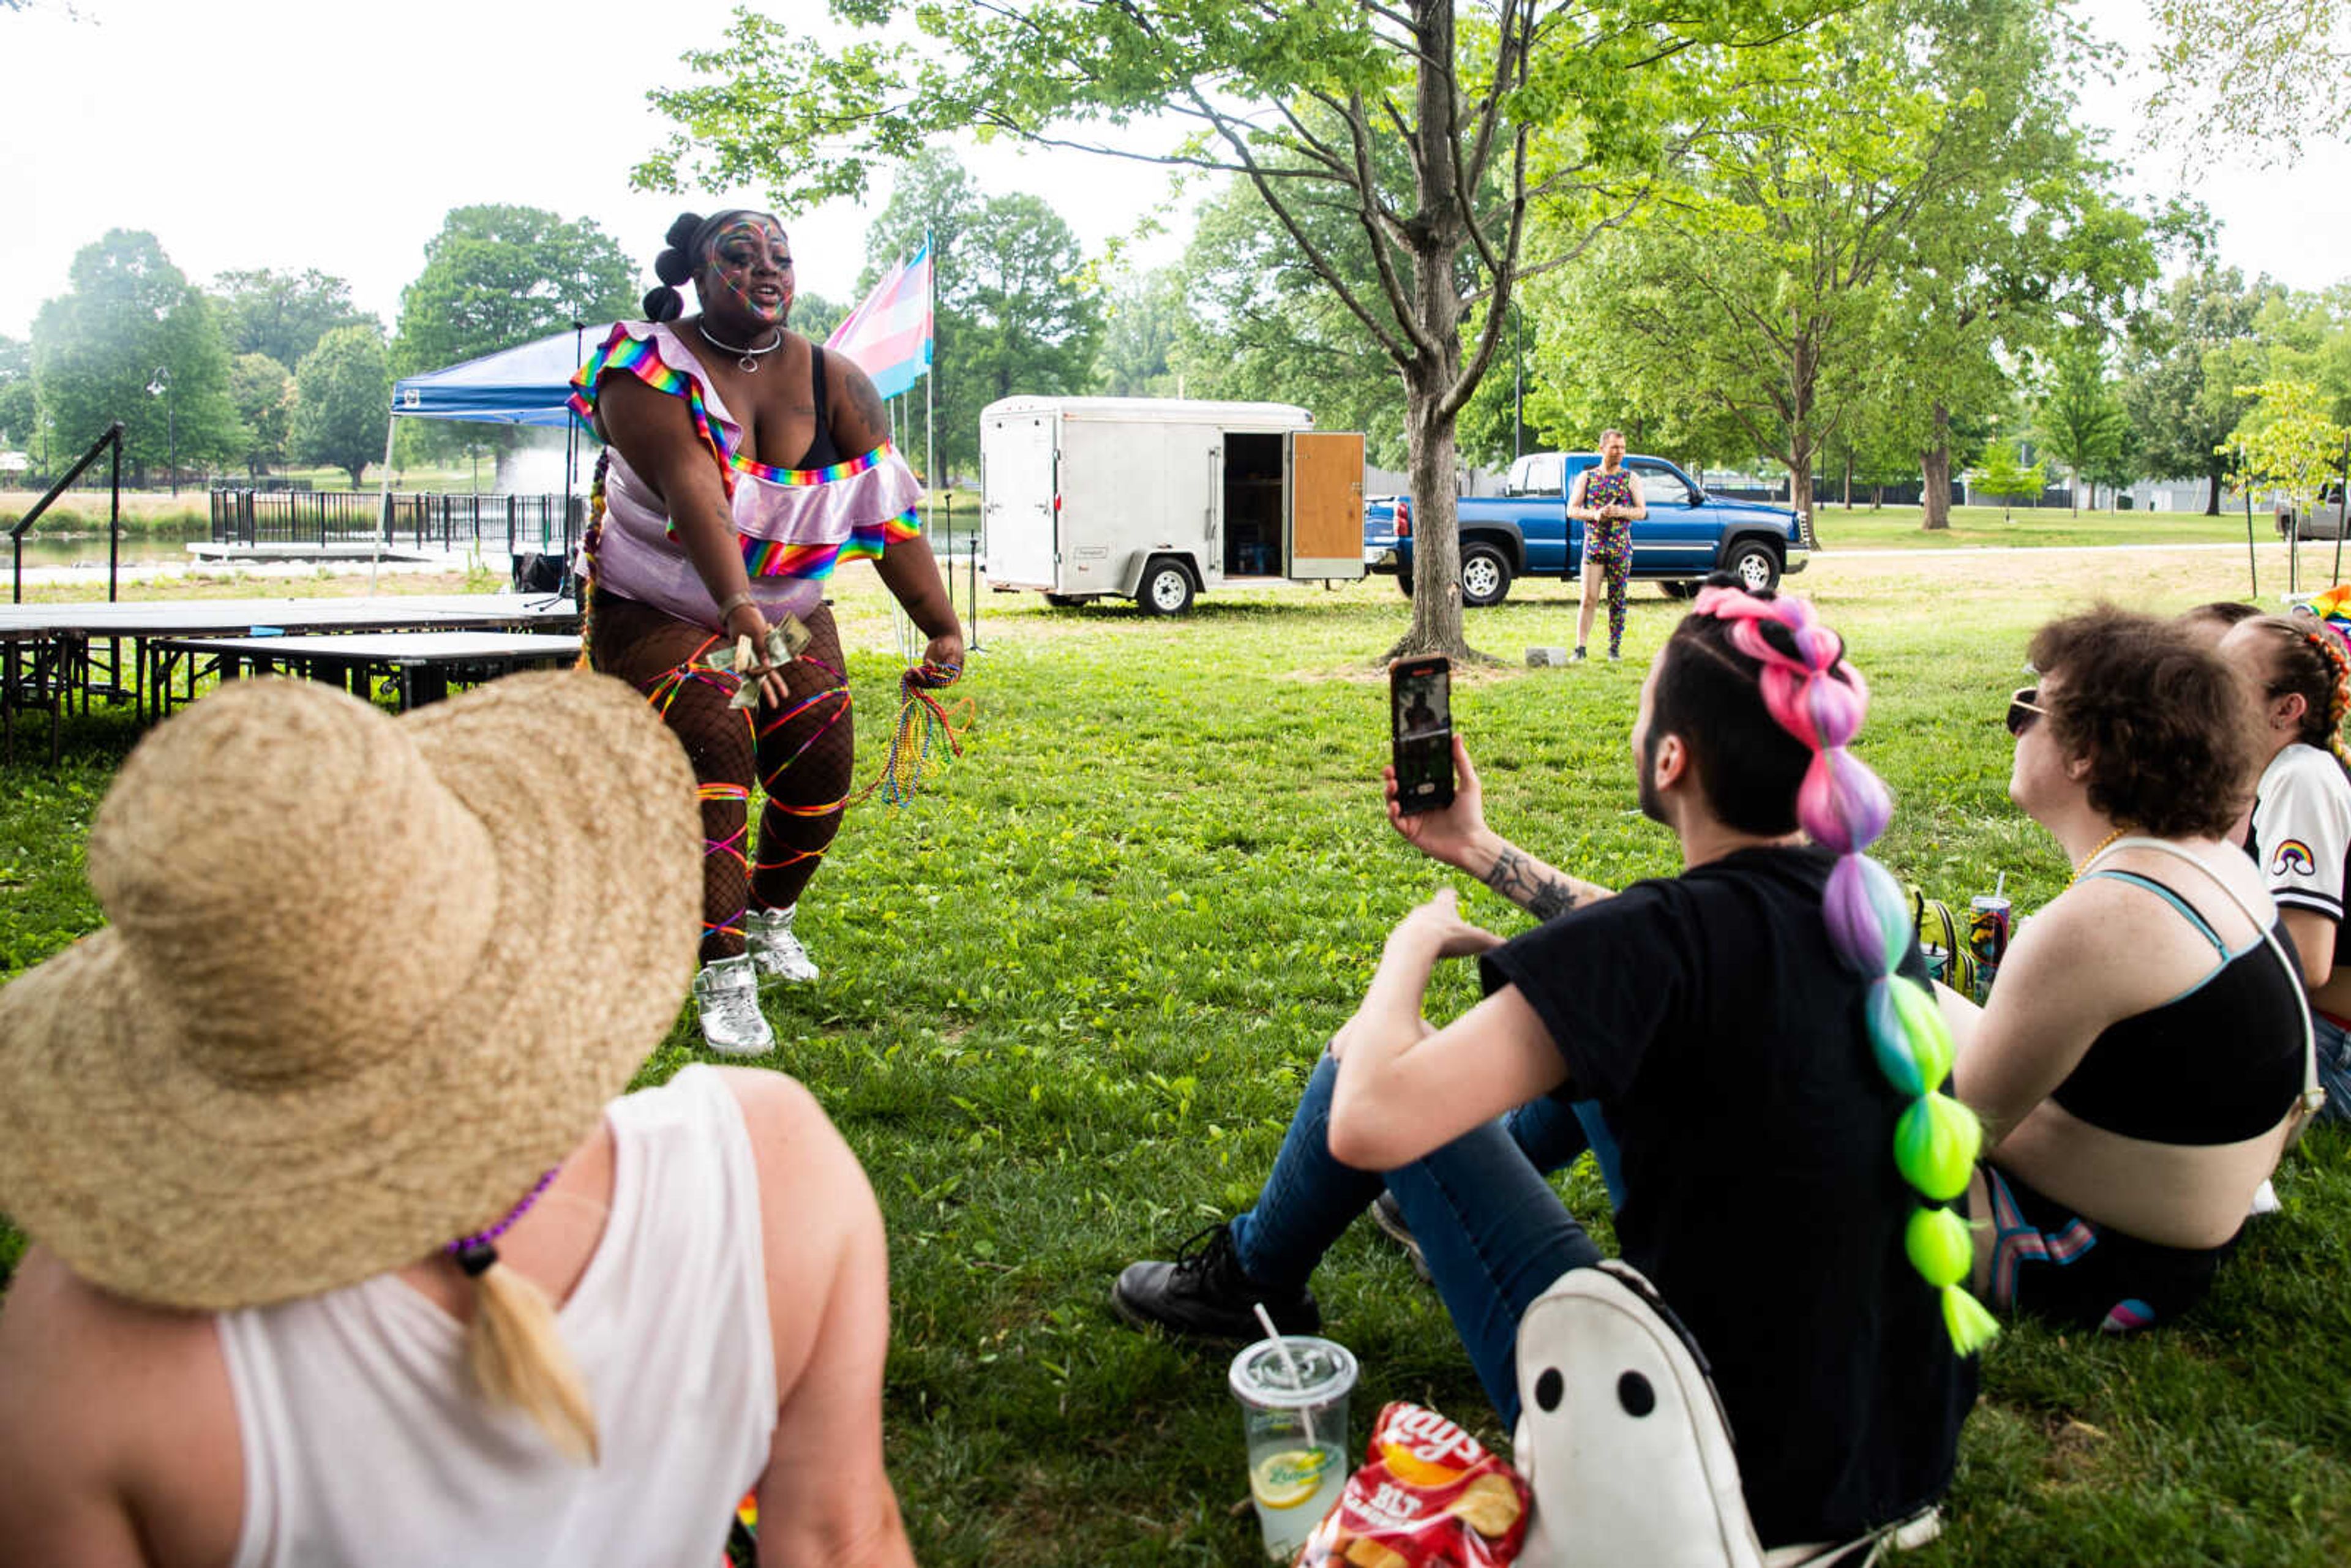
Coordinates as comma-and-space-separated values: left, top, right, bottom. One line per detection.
5, 0, 2344, 347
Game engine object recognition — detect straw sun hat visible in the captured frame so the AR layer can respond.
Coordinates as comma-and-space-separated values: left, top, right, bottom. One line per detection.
0, 670, 700, 1311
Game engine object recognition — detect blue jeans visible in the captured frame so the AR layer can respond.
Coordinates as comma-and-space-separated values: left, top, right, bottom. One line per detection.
1229, 1056, 1607, 1426
2314, 1011, 2351, 1126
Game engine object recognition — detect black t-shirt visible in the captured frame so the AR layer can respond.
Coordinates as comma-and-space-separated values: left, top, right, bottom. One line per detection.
1480, 845, 1974, 1547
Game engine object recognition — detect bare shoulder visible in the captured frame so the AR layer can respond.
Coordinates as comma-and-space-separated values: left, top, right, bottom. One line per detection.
710, 1068, 876, 1247
822, 349, 891, 456
0, 1248, 239, 1564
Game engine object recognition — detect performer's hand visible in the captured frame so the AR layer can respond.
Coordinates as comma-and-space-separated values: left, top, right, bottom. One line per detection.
1385, 735, 1488, 871
920, 629, 966, 684
723, 601, 790, 708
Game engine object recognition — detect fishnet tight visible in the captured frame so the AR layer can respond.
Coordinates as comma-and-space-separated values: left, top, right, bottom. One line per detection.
590, 590, 852, 962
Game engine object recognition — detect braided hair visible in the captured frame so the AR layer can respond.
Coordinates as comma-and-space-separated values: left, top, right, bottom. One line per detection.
642, 209, 772, 322
2248, 613, 2351, 765
1686, 584, 1998, 1357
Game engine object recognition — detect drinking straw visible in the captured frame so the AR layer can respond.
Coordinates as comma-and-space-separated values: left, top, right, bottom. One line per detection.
1251, 1302, 1321, 1453
1995, 871, 2006, 899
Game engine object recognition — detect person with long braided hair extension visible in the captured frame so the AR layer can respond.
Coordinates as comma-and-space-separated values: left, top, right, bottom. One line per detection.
571, 210, 963, 1056
1941, 609, 2306, 1335
2218, 609, 2351, 1123
1115, 580, 1978, 1553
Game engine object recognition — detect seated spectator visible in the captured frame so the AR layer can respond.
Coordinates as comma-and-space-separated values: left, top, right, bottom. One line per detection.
0, 673, 912, 1568
2215, 610, 2351, 1122
1114, 584, 1979, 1553
2180, 599, 2262, 647
1949, 609, 2308, 1335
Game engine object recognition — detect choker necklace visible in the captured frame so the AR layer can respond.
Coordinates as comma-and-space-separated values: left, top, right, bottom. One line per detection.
2070, 826, 2130, 884
697, 320, 786, 373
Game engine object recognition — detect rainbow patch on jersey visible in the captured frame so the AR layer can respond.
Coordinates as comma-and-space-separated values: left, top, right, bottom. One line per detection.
2271, 839, 2318, 878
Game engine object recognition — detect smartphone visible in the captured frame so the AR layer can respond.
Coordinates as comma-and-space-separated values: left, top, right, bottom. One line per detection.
1390, 656, 1455, 815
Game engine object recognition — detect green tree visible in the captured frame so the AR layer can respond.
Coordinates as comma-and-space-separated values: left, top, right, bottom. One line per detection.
2120, 263, 2282, 515
638, 0, 1843, 659
292, 325, 391, 489
2034, 339, 2128, 514
2225, 378, 2348, 527
228, 353, 294, 478
1095, 269, 1183, 399
854, 150, 1098, 480
2151, 0, 2351, 163
790, 291, 847, 349
29, 230, 240, 482
0, 335, 34, 457
1971, 441, 2046, 522
1539, 0, 2154, 538
212, 269, 375, 370
392, 205, 637, 474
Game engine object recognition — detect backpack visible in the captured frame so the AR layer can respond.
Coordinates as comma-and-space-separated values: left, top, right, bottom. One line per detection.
1510, 1261, 1938, 1568
1908, 888, 1976, 998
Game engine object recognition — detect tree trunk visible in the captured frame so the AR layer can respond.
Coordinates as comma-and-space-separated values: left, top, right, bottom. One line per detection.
2071, 470, 2080, 517
1843, 450, 1853, 509
1387, 0, 1476, 665
1920, 403, 1953, 531
2207, 468, 2224, 516
1788, 430, 1817, 548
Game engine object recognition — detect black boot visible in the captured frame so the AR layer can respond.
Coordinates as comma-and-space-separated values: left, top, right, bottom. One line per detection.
1369, 1190, 1432, 1283
1112, 1223, 1320, 1340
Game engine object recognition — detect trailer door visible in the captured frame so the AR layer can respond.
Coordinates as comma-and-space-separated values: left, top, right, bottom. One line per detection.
1285, 431, 1367, 580
983, 412, 1059, 589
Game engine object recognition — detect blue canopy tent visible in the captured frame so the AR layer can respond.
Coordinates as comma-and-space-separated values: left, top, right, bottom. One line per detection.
372, 323, 617, 590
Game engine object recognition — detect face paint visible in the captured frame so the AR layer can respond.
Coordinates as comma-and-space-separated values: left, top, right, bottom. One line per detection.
702, 216, 793, 327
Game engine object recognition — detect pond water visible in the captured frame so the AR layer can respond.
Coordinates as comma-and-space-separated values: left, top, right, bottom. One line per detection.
9, 525, 212, 571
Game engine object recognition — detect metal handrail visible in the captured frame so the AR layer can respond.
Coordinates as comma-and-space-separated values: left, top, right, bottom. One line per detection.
11, 421, 125, 604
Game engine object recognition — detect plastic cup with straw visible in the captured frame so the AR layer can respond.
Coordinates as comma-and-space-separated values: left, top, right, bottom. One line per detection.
1228, 1306, 1357, 1561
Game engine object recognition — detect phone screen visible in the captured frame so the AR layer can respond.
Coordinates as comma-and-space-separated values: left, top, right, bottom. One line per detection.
1390, 657, 1454, 814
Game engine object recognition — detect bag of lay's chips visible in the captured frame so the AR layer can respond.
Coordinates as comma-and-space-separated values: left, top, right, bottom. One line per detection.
1295, 1401, 1529, 1568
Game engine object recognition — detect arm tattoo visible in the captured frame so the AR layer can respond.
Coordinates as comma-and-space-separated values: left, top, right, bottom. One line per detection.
1485, 846, 1578, 921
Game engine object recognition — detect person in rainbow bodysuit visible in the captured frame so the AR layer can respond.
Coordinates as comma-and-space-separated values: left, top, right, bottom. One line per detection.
571, 210, 964, 1057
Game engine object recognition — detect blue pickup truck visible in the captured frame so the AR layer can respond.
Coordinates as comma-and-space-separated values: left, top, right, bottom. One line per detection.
1363, 451, 1808, 606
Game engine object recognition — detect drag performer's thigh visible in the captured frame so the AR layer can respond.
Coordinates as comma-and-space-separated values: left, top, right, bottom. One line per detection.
751, 602, 853, 909
590, 588, 756, 959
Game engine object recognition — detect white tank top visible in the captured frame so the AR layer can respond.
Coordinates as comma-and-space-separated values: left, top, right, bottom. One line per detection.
218, 1065, 777, 1567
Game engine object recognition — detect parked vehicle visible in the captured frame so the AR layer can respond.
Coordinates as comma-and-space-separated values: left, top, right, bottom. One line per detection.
2277, 482, 2349, 541
980, 397, 1365, 614
1362, 451, 1807, 606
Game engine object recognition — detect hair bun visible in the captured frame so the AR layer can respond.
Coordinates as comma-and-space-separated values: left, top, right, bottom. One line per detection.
642, 285, 684, 323
653, 247, 694, 287
664, 211, 705, 250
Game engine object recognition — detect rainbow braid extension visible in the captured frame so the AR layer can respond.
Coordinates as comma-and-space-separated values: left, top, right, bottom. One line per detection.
577, 450, 610, 672
697, 781, 752, 942
1693, 584, 1998, 1357
2291, 591, 2351, 765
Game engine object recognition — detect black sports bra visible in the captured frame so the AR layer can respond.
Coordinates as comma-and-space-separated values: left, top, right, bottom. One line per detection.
792, 346, 842, 470
2047, 869, 2304, 1144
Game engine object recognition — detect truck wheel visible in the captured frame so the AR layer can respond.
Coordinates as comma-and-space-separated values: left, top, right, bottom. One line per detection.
1139, 558, 1196, 616
1397, 569, 1415, 597
1461, 543, 1512, 608
1723, 541, 1780, 593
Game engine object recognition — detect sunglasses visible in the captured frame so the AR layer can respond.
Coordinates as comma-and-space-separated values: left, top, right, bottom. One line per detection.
2005, 687, 2049, 738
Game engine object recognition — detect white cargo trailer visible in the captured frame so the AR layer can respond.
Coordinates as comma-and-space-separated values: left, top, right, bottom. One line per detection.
979, 396, 1366, 613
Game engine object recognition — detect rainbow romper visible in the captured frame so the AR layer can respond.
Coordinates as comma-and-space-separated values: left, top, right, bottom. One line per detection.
569, 321, 923, 959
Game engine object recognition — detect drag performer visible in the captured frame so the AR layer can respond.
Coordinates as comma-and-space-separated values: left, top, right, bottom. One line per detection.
571, 209, 963, 1056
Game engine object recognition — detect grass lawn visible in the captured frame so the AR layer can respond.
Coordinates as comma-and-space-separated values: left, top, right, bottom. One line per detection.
1809, 503, 2264, 551
3, 549, 2348, 1564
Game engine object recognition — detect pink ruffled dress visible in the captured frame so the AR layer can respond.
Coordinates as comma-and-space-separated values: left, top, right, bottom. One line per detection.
568, 321, 923, 629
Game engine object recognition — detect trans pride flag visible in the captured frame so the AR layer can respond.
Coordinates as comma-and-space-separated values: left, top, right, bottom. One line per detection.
825, 244, 932, 400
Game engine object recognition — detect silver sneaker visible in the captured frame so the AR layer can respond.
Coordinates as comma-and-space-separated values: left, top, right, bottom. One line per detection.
746, 903, 820, 983
692, 954, 774, 1056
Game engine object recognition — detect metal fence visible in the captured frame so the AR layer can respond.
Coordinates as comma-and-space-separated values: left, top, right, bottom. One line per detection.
208, 487, 984, 561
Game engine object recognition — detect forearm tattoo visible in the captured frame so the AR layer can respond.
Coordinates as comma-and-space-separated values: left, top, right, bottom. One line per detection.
1485, 846, 1578, 920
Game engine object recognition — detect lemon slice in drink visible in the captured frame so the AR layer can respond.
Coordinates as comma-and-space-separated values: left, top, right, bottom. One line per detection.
1251, 1447, 1335, 1509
